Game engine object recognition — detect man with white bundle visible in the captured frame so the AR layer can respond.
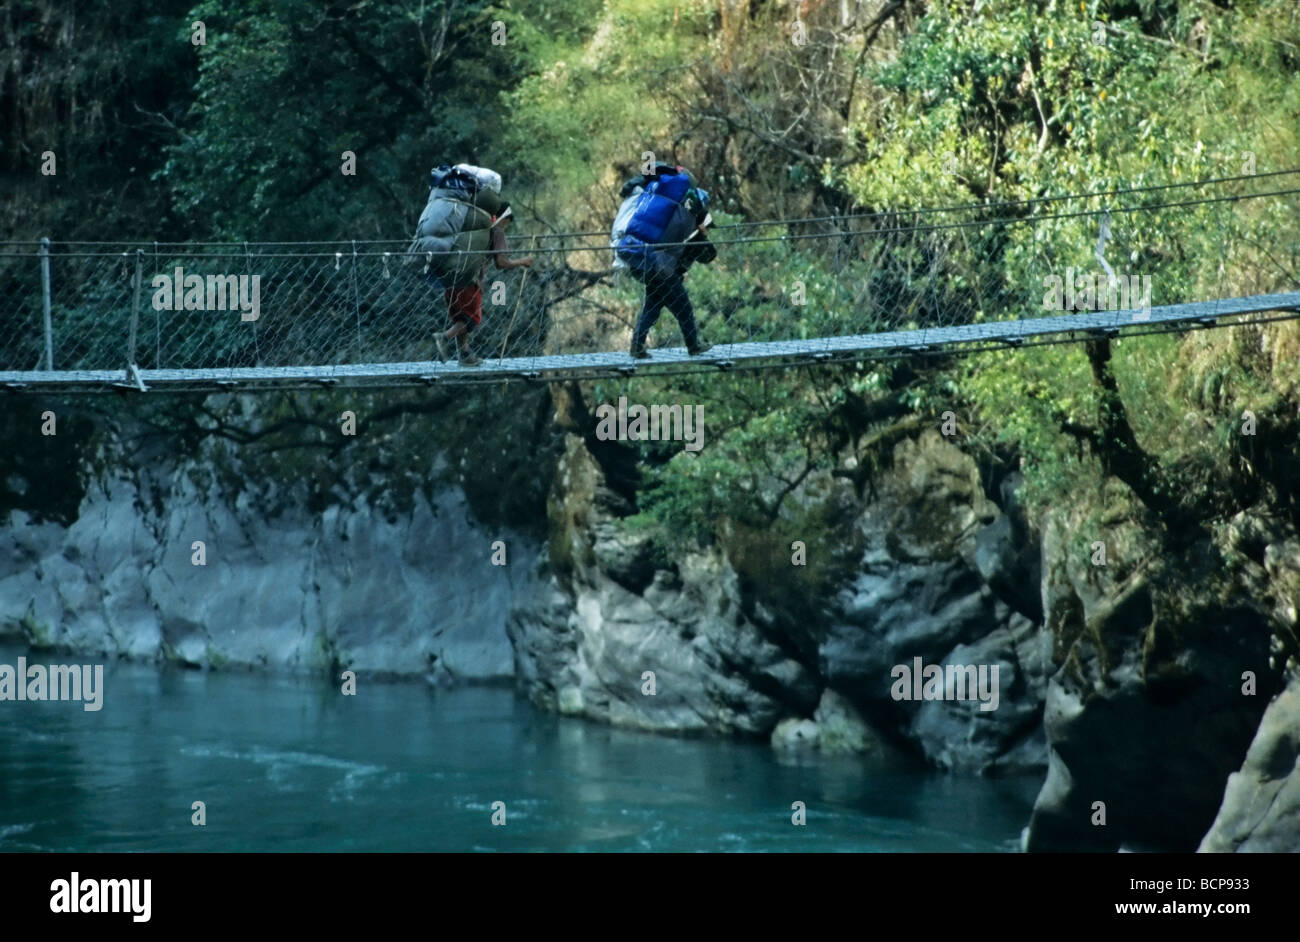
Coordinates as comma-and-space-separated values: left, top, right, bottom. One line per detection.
412, 163, 533, 366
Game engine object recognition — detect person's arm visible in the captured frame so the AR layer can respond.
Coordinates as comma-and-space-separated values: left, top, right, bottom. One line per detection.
694, 227, 717, 265
680, 228, 716, 270
491, 227, 533, 270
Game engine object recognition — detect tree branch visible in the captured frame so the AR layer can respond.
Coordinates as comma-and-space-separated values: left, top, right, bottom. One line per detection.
842, 0, 906, 121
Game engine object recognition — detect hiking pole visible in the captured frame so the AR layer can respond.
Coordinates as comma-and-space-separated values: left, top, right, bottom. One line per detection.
496, 231, 537, 363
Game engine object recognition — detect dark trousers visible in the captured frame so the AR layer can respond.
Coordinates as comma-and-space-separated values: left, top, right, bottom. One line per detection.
632, 267, 699, 349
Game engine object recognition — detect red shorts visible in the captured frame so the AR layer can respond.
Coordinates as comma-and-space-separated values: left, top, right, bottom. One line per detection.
446, 284, 483, 327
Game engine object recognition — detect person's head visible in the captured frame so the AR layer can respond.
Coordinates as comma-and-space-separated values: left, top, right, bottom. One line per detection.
496, 204, 513, 229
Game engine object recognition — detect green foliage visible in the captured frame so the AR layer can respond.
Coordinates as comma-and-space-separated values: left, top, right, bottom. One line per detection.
0, 396, 97, 525
151, 0, 621, 239
595, 367, 862, 549
499, 0, 713, 225
842, 0, 1300, 526
1, 0, 197, 238
160, 0, 498, 239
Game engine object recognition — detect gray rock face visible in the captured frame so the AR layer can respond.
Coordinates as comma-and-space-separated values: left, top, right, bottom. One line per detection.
819, 431, 1049, 772
771, 717, 822, 750
508, 434, 819, 734
771, 689, 894, 755
1200, 675, 1300, 852
910, 613, 1050, 773
975, 477, 1043, 623
1024, 511, 1280, 852
0, 462, 534, 683
511, 427, 1050, 773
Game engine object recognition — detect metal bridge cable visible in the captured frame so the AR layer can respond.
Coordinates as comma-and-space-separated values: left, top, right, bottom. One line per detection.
13, 310, 1300, 395
1216, 195, 1230, 315
245, 241, 260, 365
352, 240, 362, 353
153, 241, 160, 367
16, 182, 1298, 265
10, 168, 1296, 249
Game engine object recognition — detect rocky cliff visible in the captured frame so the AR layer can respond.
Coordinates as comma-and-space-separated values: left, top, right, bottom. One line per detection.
508, 419, 1052, 773
1199, 671, 1300, 852
508, 391, 1300, 851
0, 392, 550, 682
1023, 508, 1290, 851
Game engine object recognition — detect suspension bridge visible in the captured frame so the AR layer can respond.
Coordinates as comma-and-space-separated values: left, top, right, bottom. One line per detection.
1, 170, 1297, 393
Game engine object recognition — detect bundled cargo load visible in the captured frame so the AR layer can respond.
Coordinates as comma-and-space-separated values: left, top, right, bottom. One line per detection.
452, 163, 502, 194
412, 164, 508, 288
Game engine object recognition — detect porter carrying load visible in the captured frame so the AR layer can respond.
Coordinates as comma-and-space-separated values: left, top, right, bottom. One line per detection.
610, 163, 716, 358
412, 162, 532, 366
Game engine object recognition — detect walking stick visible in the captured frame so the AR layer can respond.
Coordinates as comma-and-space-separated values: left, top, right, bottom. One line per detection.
496, 231, 537, 363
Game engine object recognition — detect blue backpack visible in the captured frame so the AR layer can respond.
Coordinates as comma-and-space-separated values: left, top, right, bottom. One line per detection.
617, 171, 697, 274
624, 172, 691, 243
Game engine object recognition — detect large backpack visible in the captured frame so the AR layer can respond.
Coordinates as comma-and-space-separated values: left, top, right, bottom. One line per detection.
412, 165, 507, 288
624, 172, 692, 244
614, 169, 703, 276
619, 162, 684, 198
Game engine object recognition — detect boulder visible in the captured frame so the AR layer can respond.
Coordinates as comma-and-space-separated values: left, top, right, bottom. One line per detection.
1199, 675, 1300, 852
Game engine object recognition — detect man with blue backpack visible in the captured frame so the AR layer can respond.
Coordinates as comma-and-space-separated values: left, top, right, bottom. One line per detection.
611, 163, 717, 359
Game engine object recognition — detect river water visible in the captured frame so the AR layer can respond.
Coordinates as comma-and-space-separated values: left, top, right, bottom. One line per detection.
0, 646, 1039, 852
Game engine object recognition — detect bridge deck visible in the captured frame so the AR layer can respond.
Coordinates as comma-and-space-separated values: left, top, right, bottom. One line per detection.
3, 291, 1298, 392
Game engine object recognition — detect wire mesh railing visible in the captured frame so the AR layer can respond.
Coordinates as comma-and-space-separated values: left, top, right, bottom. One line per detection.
1, 170, 1297, 389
